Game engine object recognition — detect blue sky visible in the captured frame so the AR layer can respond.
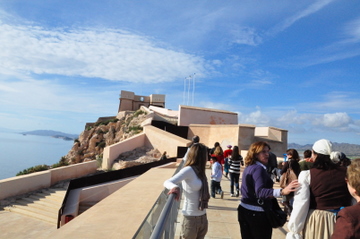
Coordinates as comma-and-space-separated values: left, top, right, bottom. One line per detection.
0, 0, 359, 145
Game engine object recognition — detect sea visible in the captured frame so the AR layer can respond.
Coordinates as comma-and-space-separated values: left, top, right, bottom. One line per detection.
0, 132, 74, 180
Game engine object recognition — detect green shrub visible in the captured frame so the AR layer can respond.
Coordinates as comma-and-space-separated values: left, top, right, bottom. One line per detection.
129, 125, 143, 133
16, 164, 49, 176
94, 118, 119, 127
133, 110, 146, 117
77, 149, 84, 156
51, 156, 69, 168
96, 140, 106, 148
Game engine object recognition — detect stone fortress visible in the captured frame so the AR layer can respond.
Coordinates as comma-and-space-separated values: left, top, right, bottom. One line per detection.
0, 90, 288, 238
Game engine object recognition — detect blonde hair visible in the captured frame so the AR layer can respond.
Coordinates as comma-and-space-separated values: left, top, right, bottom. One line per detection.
244, 141, 271, 166
213, 145, 223, 156
346, 158, 360, 197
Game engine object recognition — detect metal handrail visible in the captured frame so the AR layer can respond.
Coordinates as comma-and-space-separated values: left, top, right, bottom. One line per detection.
147, 160, 185, 239
149, 193, 176, 239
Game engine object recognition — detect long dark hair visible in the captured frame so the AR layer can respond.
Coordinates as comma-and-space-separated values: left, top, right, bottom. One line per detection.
312, 152, 337, 170
231, 146, 240, 161
286, 148, 300, 169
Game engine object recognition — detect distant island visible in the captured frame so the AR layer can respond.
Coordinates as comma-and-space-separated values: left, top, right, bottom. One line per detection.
21, 130, 78, 141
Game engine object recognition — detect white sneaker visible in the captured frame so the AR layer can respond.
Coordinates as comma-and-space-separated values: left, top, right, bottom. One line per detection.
220, 191, 224, 199
230, 194, 235, 197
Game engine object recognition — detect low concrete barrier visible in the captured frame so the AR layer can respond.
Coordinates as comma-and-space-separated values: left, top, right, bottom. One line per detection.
102, 126, 189, 170
50, 161, 98, 185
0, 161, 98, 200
0, 171, 51, 200
102, 133, 146, 170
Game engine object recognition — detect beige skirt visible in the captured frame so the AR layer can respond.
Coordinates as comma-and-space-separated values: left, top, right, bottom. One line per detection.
303, 209, 336, 239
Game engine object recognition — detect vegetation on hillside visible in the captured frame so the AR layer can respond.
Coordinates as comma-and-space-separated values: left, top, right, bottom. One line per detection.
16, 109, 148, 176
16, 156, 69, 176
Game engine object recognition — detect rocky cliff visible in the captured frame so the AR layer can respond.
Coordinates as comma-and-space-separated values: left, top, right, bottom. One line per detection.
64, 109, 150, 165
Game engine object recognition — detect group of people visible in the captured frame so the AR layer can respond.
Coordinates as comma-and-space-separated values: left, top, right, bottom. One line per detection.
209, 143, 244, 198
163, 136, 359, 239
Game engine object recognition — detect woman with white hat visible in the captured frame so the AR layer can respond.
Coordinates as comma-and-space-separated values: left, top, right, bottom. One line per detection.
286, 139, 352, 239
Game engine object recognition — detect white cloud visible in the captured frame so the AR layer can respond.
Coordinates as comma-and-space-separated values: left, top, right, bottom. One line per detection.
342, 16, 360, 43
239, 109, 271, 126
322, 112, 352, 128
268, 0, 335, 36
278, 16, 360, 68
230, 26, 262, 46
0, 21, 208, 83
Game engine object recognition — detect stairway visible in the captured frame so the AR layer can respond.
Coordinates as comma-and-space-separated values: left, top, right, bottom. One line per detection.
3, 188, 67, 225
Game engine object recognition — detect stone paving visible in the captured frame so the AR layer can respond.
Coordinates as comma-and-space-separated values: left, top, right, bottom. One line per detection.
203, 166, 289, 239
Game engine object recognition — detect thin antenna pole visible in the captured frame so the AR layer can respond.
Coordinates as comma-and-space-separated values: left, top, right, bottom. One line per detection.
183, 77, 186, 105
192, 73, 196, 105
187, 75, 191, 105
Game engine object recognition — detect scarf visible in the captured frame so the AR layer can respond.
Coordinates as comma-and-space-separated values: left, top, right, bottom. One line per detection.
191, 165, 210, 211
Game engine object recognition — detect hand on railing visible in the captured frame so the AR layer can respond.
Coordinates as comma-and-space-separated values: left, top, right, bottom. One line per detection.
168, 187, 181, 201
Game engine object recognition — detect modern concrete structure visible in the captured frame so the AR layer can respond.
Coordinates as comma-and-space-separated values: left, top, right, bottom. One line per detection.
0, 90, 289, 238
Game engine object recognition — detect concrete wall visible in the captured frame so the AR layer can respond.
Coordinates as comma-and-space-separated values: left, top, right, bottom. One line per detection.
79, 178, 135, 203
149, 105, 178, 117
187, 124, 256, 153
178, 105, 238, 126
143, 125, 189, 157
0, 161, 98, 200
102, 133, 147, 170
188, 124, 240, 148
50, 161, 98, 185
53, 165, 178, 239
60, 177, 136, 226
102, 125, 189, 170
255, 126, 288, 156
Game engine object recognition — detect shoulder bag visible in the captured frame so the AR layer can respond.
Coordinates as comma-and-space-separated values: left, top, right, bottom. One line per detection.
258, 198, 287, 228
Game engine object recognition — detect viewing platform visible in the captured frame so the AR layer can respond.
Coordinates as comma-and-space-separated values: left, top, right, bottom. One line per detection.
0, 161, 289, 238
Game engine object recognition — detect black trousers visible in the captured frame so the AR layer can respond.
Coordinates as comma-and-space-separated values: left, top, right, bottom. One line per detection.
238, 205, 272, 239
210, 180, 222, 197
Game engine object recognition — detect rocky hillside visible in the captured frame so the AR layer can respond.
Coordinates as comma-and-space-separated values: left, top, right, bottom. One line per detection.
64, 109, 149, 165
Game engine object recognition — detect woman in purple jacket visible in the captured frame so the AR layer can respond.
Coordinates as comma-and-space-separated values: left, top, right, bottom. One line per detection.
238, 141, 299, 239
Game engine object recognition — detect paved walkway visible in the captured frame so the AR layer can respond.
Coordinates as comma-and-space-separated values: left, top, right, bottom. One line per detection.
203, 166, 289, 239
0, 165, 289, 239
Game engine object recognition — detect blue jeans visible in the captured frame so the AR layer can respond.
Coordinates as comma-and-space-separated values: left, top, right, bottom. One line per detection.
230, 173, 240, 194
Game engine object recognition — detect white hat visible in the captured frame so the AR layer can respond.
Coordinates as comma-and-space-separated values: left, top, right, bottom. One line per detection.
330, 151, 341, 163
312, 139, 332, 155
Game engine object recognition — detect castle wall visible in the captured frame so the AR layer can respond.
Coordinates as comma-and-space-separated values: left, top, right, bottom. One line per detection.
118, 90, 165, 112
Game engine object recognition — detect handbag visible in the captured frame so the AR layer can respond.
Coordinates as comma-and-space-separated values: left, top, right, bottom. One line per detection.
260, 198, 287, 228
279, 166, 297, 188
